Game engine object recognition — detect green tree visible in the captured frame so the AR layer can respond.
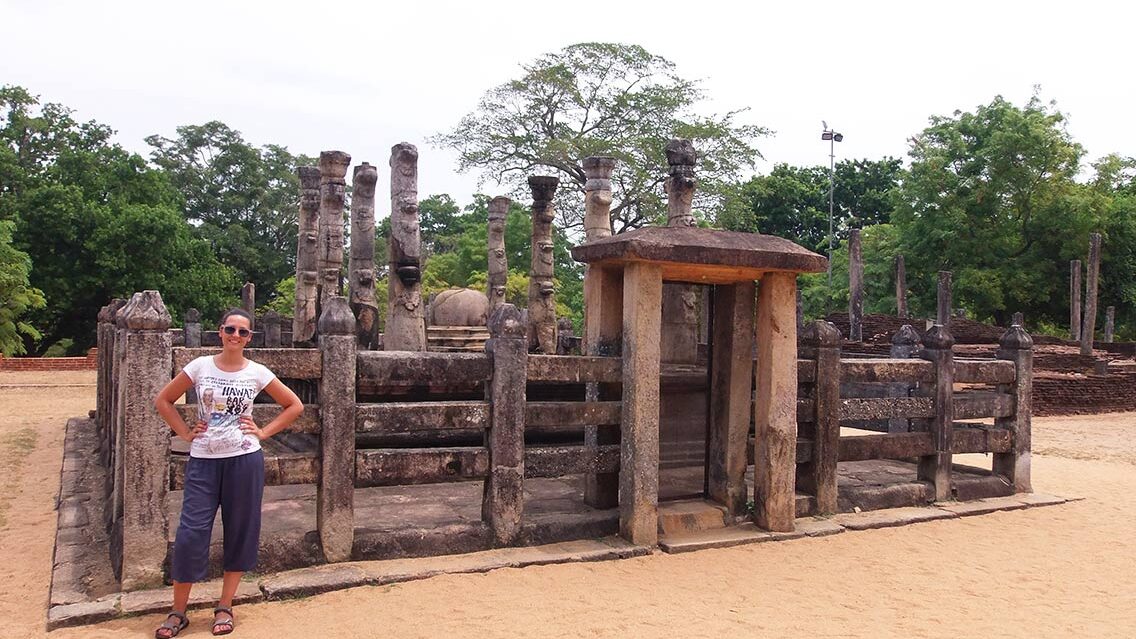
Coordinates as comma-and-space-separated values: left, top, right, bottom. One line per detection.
0, 219, 45, 355
893, 94, 1093, 325
433, 42, 767, 234
145, 121, 314, 303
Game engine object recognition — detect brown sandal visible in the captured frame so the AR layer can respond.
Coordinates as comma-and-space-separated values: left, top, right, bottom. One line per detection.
212, 606, 235, 636
155, 611, 189, 638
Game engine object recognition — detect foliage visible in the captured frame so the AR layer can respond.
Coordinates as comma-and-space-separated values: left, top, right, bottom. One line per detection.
893, 93, 1096, 325
433, 42, 767, 234
0, 219, 45, 355
145, 121, 314, 306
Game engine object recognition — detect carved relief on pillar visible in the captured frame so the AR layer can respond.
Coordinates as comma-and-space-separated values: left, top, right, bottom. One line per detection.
527, 176, 559, 354
487, 196, 511, 314
386, 143, 426, 350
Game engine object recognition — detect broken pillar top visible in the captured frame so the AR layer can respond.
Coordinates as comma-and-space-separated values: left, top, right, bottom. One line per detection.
570, 226, 827, 285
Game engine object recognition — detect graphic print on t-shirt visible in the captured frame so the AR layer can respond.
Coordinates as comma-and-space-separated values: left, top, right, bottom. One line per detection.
196, 374, 258, 456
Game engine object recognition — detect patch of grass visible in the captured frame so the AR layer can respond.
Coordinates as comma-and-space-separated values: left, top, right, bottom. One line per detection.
0, 428, 38, 527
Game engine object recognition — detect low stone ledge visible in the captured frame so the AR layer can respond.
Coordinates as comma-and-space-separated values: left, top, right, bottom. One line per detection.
833, 506, 958, 531
47, 597, 120, 630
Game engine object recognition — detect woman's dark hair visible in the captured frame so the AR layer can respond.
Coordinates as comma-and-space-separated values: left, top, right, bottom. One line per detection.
219, 308, 254, 330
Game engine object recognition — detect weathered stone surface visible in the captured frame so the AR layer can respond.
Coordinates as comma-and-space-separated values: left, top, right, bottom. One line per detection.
123, 290, 171, 331
841, 358, 934, 383
895, 254, 908, 318
1070, 259, 1082, 341
934, 497, 1028, 517
937, 270, 952, 328
387, 142, 427, 351
754, 272, 798, 533
174, 347, 322, 380
798, 320, 840, 514
47, 598, 120, 630
656, 499, 728, 536
527, 175, 559, 354
526, 354, 621, 383
319, 300, 357, 562
583, 156, 615, 240
708, 282, 754, 518
483, 302, 526, 545
431, 288, 489, 326
658, 522, 805, 554
356, 401, 488, 433
317, 151, 351, 313
261, 309, 281, 348
355, 447, 489, 487
833, 506, 956, 531
524, 444, 620, 477
240, 281, 255, 316
995, 324, 1033, 492
1081, 233, 1101, 356
293, 165, 321, 344
848, 228, 863, 342
1016, 493, 1067, 508
349, 162, 380, 349
571, 226, 828, 280
356, 351, 492, 389
119, 579, 262, 615
526, 401, 620, 429
794, 517, 845, 537
919, 325, 955, 501
487, 196, 510, 315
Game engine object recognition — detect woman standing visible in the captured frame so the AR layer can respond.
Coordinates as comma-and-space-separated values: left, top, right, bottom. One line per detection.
153, 309, 303, 637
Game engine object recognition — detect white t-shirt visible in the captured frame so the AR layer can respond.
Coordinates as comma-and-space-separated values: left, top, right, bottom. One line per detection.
182, 355, 277, 459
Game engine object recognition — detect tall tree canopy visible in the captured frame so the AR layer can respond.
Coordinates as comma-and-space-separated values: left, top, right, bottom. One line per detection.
0, 86, 236, 353
433, 42, 767, 234
146, 122, 314, 302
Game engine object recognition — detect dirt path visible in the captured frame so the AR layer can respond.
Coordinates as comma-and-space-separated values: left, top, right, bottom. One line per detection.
3, 371, 1134, 638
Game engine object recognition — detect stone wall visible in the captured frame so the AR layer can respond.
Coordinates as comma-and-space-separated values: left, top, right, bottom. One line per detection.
1034, 372, 1136, 416
0, 350, 98, 371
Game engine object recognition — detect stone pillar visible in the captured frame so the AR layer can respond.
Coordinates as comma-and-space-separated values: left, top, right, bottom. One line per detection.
119, 291, 172, 590
754, 272, 799, 532
486, 196, 511, 315
848, 228, 863, 342
661, 140, 699, 363
895, 254, 908, 319
919, 324, 954, 501
483, 304, 526, 545
293, 166, 321, 345
583, 156, 615, 240
96, 299, 126, 466
183, 308, 201, 348
1012, 312, 1024, 327
387, 143, 426, 351
1081, 233, 1102, 356
317, 296, 356, 562
241, 282, 255, 317
994, 323, 1032, 492
527, 176, 559, 354
349, 162, 380, 350
796, 320, 840, 515
708, 281, 755, 518
317, 151, 351, 317
1104, 306, 1115, 343
888, 324, 921, 433
110, 299, 130, 550
262, 310, 281, 348
1070, 259, 1082, 342
620, 261, 662, 546
937, 271, 952, 329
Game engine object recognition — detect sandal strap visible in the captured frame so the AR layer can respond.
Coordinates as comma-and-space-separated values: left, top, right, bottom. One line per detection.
213, 606, 233, 616
166, 610, 188, 623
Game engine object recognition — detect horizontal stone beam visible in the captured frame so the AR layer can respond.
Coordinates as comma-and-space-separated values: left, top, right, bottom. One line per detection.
953, 393, 1014, 419
953, 359, 1016, 384
840, 359, 934, 383
172, 347, 322, 379
524, 445, 621, 477
839, 397, 935, 421
355, 447, 489, 487
838, 432, 935, 462
526, 401, 621, 429
526, 355, 621, 383
951, 426, 1012, 454
748, 437, 813, 465
176, 404, 321, 434
356, 351, 492, 391
170, 451, 319, 489
356, 401, 489, 433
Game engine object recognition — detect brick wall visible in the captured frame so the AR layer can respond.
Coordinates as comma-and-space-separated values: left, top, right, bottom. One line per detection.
1033, 372, 1136, 416
0, 349, 98, 372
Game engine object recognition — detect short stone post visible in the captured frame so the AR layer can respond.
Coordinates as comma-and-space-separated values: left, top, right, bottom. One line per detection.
483, 304, 526, 545
317, 296, 356, 562
293, 166, 321, 345
241, 282, 256, 317
708, 281, 756, 518
387, 143, 426, 351
661, 140, 699, 363
318, 151, 352, 314
919, 324, 954, 501
994, 323, 1032, 492
620, 261, 662, 546
119, 291, 173, 590
349, 162, 380, 350
183, 308, 201, 348
1104, 306, 1115, 343
110, 299, 130, 541
527, 176, 559, 354
895, 254, 908, 319
262, 310, 281, 348
486, 196, 511, 315
1011, 312, 1024, 328
1069, 259, 1082, 342
888, 324, 921, 433
848, 228, 863, 342
937, 271, 952, 329
796, 320, 840, 515
1081, 233, 1101, 356
96, 299, 126, 465
754, 272, 799, 532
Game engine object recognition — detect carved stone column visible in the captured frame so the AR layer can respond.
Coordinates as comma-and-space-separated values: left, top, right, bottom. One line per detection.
317, 151, 351, 317
387, 143, 426, 351
317, 296, 356, 562
240, 282, 255, 317
293, 166, 321, 345
848, 228, 863, 342
349, 162, 380, 350
527, 176, 559, 354
895, 254, 908, 319
1070, 259, 1082, 342
1081, 233, 1101, 356
661, 139, 698, 364
487, 196, 510, 315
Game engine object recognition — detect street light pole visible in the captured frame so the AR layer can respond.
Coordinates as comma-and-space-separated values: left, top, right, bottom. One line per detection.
821, 122, 843, 287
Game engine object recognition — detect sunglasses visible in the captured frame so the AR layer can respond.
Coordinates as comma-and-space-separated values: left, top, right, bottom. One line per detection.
221, 325, 252, 337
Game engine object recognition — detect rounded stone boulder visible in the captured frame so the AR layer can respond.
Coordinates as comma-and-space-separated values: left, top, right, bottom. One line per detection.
430, 288, 490, 326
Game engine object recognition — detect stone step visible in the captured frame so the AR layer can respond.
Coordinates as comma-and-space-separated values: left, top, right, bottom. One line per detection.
657, 499, 729, 536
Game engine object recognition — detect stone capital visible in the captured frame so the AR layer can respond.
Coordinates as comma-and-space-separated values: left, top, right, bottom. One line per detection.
318, 296, 356, 335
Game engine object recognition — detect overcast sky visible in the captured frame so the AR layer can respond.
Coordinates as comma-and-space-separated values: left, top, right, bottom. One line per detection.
2, 0, 1131, 214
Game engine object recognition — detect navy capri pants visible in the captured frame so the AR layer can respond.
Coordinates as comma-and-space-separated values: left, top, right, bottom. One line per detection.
171, 450, 264, 582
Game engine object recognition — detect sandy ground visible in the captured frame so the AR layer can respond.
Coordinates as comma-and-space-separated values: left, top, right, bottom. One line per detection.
2, 370, 1134, 638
